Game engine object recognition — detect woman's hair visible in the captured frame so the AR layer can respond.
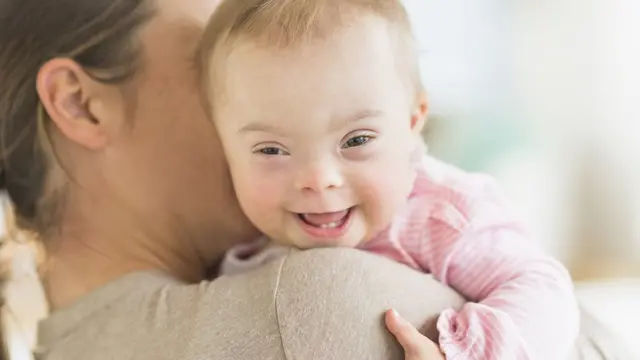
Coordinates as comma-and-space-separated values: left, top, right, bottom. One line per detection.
0, 0, 154, 358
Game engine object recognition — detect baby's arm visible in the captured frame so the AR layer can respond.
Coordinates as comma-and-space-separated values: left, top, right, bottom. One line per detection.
399, 163, 579, 359
432, 220, 578, 359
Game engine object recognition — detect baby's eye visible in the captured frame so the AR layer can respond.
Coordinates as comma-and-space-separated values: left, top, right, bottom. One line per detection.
255, 146, 290, 156
342, 135, 373, 149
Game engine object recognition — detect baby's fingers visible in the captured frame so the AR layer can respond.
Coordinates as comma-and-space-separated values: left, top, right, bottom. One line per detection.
385, 309, 444, 360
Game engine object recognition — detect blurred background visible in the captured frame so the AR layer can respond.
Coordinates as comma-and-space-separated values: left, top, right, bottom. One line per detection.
404, 0, 640, 356
2, 0, 640, 359
405, 0, 640, 279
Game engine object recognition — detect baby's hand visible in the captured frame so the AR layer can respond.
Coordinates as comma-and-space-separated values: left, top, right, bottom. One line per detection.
385, 309, 446, 360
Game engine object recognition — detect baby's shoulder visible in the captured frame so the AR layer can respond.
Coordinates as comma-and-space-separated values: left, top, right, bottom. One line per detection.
407, 155, 513, 228
414, 155, 502, 197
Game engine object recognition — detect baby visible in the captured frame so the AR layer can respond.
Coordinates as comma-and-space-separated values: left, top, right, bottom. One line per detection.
199, 0, 580, 358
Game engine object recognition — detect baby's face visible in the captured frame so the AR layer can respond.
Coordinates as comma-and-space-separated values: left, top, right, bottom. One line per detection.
212, 15, 425, 248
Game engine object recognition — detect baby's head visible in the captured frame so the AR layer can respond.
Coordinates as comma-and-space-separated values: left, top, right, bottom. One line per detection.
200, 0, 427, 249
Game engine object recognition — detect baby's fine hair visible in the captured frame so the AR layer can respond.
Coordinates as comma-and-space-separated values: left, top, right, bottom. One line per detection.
198, 0, 423, 106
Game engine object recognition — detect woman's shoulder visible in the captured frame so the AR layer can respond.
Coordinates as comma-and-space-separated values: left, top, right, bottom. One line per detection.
36, 259, 287, 360
266, 248, 464, 360
36, 249, 464, 360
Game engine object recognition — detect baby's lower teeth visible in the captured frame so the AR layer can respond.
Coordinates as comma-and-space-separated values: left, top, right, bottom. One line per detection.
319, 221, 339, 229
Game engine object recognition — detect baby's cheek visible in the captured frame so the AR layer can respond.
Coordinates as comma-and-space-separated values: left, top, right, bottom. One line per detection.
357, 169, 411, 232
236, 177, 282, 224
236, 177, 280, 205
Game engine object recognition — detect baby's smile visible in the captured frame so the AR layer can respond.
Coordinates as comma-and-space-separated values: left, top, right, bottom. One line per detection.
297, 208, 353, 229
293, 207, 356, 242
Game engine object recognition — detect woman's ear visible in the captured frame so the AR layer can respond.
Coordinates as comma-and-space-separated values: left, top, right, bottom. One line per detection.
36, 58, 121, 150
410, 91, 429, 134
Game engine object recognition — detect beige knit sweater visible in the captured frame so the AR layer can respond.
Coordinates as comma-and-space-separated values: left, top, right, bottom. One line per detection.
36, 249, 624, 360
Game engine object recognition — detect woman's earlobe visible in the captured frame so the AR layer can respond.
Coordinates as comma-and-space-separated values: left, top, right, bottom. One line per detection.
36, 58, 107, 150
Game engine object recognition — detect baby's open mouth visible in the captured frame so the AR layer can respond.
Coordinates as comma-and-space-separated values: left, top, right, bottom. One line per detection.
297, 208, 352, 229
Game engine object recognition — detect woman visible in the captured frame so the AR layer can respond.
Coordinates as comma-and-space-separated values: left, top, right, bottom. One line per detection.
0, 0, 450, 359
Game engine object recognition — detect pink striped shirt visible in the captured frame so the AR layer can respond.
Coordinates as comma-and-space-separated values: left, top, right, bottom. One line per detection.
220, 155, 580, 359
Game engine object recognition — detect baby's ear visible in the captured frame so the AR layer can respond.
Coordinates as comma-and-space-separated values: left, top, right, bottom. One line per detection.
410, 91, 428, 134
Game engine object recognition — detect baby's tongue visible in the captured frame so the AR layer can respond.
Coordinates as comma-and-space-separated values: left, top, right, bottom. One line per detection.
301, 210, 348, 226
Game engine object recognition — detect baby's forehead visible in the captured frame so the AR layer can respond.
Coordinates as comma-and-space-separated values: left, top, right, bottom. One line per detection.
208, 18, 415, 100
199, 0, 422, 114
216, 45, 404, 105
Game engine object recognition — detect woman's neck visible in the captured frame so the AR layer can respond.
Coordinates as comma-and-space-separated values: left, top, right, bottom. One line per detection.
43, 233, 208, 311
41, 209, 210, 310
40, 182, 258, 310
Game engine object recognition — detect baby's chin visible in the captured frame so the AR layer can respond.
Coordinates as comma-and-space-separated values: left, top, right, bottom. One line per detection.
269, 226, 369, 250
270, 236, 361, 250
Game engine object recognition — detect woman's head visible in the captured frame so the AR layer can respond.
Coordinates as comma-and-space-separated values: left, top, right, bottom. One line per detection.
0, 0, 254, 296
0, 0, 155, 236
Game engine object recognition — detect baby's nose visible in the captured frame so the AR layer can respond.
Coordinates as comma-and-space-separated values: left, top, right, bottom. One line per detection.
294, 161, 344, 193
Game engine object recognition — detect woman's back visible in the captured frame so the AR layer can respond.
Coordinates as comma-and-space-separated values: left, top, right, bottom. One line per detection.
38, 262, 284, 360
36, 249, 464, 360
36, 248, 628, 360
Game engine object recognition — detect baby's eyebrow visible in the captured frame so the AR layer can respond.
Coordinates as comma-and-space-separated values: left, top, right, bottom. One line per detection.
344, 109, 384, 123
238, 122, 286, 136
238, 109, 383, 135
329, 109, 384, 131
